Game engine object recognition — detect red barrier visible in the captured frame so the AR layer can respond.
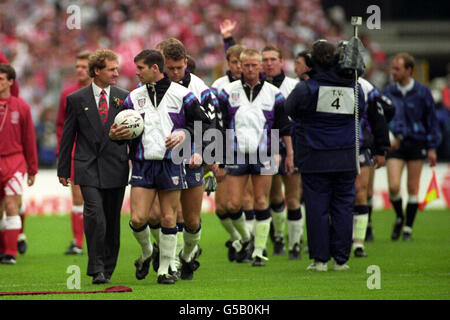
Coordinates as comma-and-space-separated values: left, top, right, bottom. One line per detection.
441, 168, 450, 208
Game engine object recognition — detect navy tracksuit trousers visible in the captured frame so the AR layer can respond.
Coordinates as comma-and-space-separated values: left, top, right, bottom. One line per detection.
302, 171, 356, 265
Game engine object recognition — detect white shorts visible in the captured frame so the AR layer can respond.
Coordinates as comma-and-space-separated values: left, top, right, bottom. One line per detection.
3, 171, 25, 197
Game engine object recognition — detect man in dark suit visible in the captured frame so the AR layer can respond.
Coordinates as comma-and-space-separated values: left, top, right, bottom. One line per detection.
57, 49, 129, 284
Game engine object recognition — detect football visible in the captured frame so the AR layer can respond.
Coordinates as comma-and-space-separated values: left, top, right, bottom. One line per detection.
114, 109, 144, 139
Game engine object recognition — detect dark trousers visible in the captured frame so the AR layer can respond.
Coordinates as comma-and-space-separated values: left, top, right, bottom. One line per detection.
80, 185, 125, 277
302, 171, 356, 265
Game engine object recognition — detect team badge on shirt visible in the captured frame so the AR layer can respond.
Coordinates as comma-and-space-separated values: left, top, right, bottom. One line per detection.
231, 91, 240, 104
138, 98, 146, 108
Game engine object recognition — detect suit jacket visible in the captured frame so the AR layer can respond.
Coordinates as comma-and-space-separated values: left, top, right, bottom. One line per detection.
57, 85, 130, 188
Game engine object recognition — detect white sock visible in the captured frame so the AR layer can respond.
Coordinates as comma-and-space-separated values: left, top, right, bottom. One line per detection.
159, 230, 177, 276
252, 217, 271, 260
271, 209, 286, 238
408, 195, 418, 204
182, 227, 201, 262
72, 205, 83, 214
176, 229, 184, 255
231, 213, 251, 242
149, 225, 160, 244
353, 214, 369, 245
6, 215, 22, 230
287, 219, 302, 250
245, 218, 255, 237
390, 193, 402, 201
132, 224, 153, 260
219, 217, 241, 241
403, 225, 412, 233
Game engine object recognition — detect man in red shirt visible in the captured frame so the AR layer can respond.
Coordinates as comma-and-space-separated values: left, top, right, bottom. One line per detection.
0, 64, 38, 264
0, 51, 28, 254
56, 50, 92, 255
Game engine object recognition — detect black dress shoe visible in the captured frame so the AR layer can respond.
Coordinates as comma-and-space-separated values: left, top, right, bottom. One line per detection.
92, 272, 111, 284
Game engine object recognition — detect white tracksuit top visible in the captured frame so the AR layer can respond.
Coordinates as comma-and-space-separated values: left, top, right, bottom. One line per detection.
125, 82, 197, 160
220, 80, 285, 155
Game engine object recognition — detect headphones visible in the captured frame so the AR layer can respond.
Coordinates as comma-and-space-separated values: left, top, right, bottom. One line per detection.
304, 52, 314, 68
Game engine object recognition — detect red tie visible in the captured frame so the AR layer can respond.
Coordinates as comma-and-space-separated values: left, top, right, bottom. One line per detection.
98, 89, 109, 128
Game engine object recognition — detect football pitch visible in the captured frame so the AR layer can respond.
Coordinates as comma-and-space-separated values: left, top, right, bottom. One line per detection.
0, 209, 449, 301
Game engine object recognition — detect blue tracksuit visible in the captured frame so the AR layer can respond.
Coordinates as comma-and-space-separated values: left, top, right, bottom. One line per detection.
285, 66, 364, 264
384, 80, 442, 149
285, 67, 364, 173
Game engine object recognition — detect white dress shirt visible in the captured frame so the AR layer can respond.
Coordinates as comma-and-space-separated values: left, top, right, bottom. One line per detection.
92, 82, 111, 109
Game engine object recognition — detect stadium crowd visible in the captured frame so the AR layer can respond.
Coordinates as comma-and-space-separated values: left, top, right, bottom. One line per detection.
0, 0, 338, 121
1, 0, 448, 165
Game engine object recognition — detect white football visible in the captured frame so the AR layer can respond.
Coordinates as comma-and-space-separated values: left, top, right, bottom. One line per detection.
114, 109, 144, 139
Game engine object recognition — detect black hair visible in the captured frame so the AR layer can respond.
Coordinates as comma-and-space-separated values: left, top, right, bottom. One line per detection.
311, 40, 336, 69
134, 49, 165, 73
0, 64, 16, 80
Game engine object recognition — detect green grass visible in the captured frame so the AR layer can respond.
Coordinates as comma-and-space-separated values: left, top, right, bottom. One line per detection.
0, 209, 449, 300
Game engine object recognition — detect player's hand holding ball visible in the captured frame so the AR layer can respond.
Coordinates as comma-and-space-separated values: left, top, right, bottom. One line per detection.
109, 122, 130, 140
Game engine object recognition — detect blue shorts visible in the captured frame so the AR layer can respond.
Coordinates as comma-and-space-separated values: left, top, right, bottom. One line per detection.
386, 139, 427, 161
359, 148, 374, 167
130, 159, 187, 190
226, 153, 277, 176
184, 165, 204, 188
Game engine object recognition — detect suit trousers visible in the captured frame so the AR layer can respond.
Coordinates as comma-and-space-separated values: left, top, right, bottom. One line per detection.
302, 171, 356, 265
80, 185, 125, 277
